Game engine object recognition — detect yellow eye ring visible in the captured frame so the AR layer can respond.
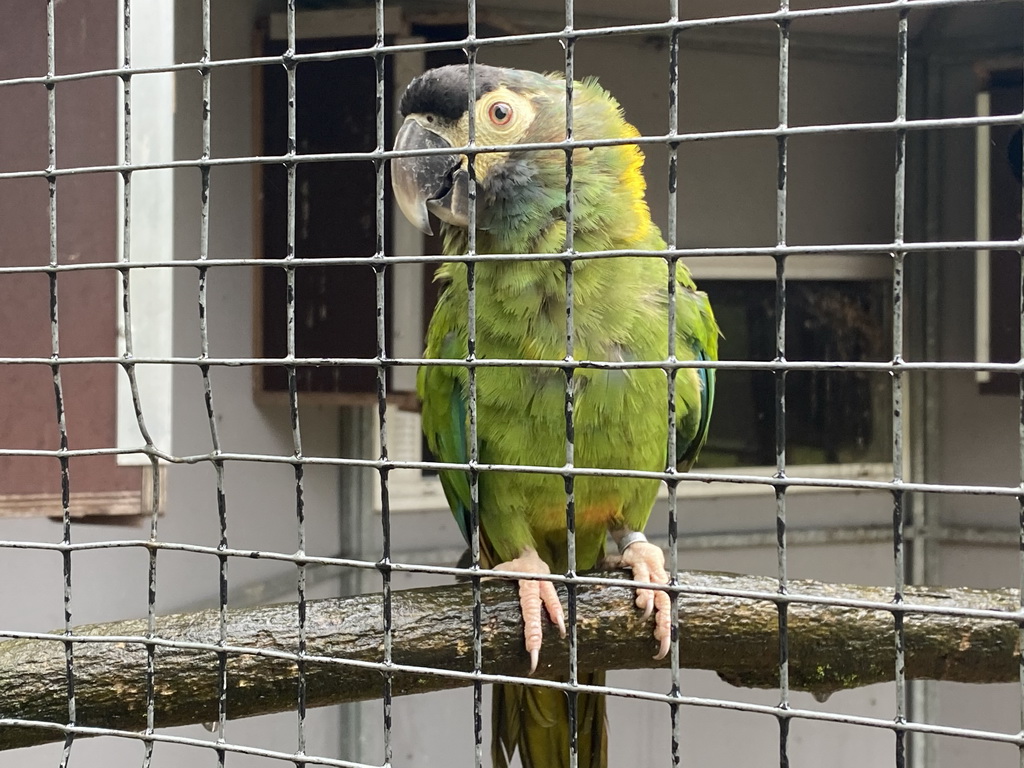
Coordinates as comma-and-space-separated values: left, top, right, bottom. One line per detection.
488, 101, 513, 126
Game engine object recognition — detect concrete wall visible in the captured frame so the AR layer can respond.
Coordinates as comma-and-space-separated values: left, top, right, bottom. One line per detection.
909, 10, 1024, 764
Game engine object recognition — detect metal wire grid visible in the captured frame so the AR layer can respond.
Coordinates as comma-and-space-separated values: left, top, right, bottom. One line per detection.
0, 0, 1021, 766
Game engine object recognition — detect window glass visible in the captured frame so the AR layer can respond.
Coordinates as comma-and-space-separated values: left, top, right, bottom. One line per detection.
700, 279, 893, 468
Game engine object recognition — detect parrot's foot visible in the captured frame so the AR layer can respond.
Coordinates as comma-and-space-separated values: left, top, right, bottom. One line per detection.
494, 547, 566, 674
618, 541, 672, 660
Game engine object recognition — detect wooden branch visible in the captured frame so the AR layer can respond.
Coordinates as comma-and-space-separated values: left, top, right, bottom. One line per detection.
1, 570, 1019, 751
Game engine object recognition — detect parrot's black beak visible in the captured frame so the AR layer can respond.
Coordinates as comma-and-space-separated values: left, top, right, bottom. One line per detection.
391, 117, 471, 235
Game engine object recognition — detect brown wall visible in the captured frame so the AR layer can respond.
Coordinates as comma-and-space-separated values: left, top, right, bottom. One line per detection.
0, 1, 143, 515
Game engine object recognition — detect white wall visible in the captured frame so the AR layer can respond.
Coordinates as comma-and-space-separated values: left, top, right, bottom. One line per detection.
914, 15, 1024, 765
929, 54, 1022, 531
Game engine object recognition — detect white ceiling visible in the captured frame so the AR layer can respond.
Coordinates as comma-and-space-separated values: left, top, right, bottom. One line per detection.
471, 0, 922, 35
458, 0, 1021, 44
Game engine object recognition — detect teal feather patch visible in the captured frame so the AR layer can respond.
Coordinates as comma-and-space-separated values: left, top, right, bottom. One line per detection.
424, 331, 476, 546
677, 345, 715, 471
439, 382, 472, 545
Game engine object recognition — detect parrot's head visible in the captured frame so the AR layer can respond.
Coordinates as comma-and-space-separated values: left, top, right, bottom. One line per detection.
391, 64, 651, 247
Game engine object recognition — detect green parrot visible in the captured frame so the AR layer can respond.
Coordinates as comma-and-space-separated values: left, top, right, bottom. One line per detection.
391, 64, 719, 768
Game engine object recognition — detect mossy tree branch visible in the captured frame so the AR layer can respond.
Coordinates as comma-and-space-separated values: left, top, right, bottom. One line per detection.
1, 570, 1019, 751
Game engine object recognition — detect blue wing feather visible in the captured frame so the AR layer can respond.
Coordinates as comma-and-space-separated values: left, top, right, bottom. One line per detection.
676, 345, 715, 471
419, 328, 475, 547
437, 383, 473, 545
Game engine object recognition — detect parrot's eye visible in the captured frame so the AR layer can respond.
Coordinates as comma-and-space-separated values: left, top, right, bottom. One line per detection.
488, 102, 513, 126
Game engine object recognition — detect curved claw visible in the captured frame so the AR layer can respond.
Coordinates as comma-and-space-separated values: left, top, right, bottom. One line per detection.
620, 540, 672, 659
495, 548, 565, 674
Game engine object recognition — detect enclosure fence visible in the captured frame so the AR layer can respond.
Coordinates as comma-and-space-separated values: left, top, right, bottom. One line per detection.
1, 0, 1023, 766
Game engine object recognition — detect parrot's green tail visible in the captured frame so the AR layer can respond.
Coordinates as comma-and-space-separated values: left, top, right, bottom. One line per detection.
492, 671, 607, 768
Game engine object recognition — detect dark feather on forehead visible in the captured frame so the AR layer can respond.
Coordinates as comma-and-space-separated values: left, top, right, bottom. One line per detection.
399, 64, 504, 121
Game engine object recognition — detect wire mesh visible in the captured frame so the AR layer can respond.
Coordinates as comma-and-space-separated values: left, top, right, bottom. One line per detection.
1, 0, 1023, 767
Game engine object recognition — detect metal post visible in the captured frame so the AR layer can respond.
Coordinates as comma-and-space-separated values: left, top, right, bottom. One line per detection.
337, 404, 378, 763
